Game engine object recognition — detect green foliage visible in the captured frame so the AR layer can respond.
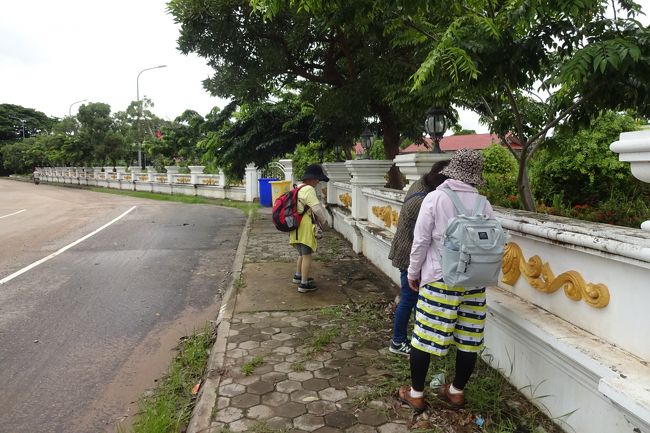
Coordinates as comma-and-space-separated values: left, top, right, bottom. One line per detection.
129, 325, 214, 433
290, 141, 337, 181
367, 138, 387, 160
529, 111, 642, 206
482, 144, 517, 176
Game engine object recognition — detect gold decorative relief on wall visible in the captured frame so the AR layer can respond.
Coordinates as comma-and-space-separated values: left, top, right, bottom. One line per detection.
203, 178, 217, 185
339, 193, 352, 208
372, 206, 399, 228
177, 176, 190, 184
138, 175, 148, 181
123, 175, 132, 181
502, 242, 610, 308
156, 176, 167, 183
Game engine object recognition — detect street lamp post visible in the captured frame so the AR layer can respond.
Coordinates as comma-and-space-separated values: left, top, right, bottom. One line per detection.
136, 65, 167, 168
68, 99, 88, 117
8, 116, 26, 139
424, 107, 449, 153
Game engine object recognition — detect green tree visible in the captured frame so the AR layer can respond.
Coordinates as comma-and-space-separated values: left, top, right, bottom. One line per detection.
200, 95, 314, 179
530, 111, 643, 206
168, 0, 436, 188
394, 0, 650, 210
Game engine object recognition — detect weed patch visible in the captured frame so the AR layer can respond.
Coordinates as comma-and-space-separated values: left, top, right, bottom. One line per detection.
124, 324, 215, 433
241, 356, 265, 376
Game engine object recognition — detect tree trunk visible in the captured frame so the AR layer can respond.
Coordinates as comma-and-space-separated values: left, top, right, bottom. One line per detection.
376, 105, 403, 190
517, 155, 536, 211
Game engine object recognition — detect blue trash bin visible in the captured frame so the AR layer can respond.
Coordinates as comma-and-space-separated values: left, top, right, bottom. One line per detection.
258, 177, 279, 207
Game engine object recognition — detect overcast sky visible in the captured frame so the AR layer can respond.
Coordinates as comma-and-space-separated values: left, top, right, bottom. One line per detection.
1, 0, 648, 132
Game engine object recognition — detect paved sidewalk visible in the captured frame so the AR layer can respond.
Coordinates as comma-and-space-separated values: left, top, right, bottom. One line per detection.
190, 208, 415, 433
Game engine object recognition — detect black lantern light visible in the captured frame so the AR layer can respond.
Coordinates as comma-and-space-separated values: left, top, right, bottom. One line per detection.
360, 128, 374, 159
333, 143, 342, 162
424, 107, 449, 153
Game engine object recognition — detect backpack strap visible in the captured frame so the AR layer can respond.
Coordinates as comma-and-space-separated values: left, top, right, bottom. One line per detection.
440, 187, 469, 216
404, 191, 427, 204
472, 195, 487, 216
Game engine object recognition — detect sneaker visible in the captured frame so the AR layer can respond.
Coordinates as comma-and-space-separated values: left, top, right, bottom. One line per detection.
389, 340, 411, 356
298, 281, 318, 293
438, 383, 465, 408
292, 274, 315, 284
397, 385, 426, 413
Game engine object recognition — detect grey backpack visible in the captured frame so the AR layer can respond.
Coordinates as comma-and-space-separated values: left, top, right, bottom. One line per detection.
439, 188, 506, 288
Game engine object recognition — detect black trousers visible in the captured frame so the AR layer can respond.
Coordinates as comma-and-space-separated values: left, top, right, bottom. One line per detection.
410, 346, 477, 392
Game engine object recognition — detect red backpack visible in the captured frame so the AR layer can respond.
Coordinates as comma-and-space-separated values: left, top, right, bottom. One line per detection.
272, 184, 307, 232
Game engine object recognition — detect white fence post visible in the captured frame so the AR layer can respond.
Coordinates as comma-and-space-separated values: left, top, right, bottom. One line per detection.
245, 164, 259, 202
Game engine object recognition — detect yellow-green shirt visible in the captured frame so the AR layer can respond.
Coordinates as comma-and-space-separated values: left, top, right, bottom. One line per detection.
289, 184, 320, 250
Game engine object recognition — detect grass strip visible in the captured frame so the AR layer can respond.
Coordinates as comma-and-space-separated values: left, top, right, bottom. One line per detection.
123, 324, 215, 433
86, 186, 259, 214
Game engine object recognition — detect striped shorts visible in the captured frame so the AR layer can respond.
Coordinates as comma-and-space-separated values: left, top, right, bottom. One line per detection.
410, 280, 486, 356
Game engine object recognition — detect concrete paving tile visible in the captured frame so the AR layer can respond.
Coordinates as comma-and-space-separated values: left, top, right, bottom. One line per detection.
261, 327, 281, 335
324, 411, 357, 429
228, 417, 258, 432
232, 374, 260, 386
227, 334, 250, 344
341, 341, 356, 350
253, 321, 272, 329
347, 356, 367, 366
314, 427, 345, 433
261, 391, 290, 406
266, 416, 293, 430
307, 400, 338, 416
328, 376, 357, 389
324, 359, 348, 369
346, 425, 378, 433
230, 392, 261, 409
294, 414, 326, 432
227, 348, 247, 359
239, 340, 260, 350
291, 389, 319, 403
261, 371, 288, 383
247, 380, 275, 395
248, 347, 272, 357
227, 342, 238, 350
332, 349, 356, 359
261, 339, 284, 349
367, 400, 391, 411
216, 396, 230, 410
314, 367, 339, 380
247, 404, 275, 420
304, 360, 325, 371
270, 311, 288, 317
241, 316, 258, 324
302, 378, 330, 391
377, 423, 409, 433
214, 406, 244, 423
273, 401, 307, 418
357, 348, 379, 358
318, 387, 348, 402
274, 361, 295, 373
254, 312, 271, 319
339, 365, 365, 377
276, 379, 302, 393
288, 371, 314, 381
274, 346, 296, 355
264, 352, 287, 363
290, 320, 310, 327
219, 383, 246, 397
272, 332, 294, 341
249, 333, 271, 342
346, 385, 372, 399
356, 409, 388, 426
311, 351, 333, 362
209, 421, 226, 432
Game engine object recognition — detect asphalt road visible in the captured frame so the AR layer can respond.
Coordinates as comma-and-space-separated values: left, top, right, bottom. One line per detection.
0, 179, 247, 433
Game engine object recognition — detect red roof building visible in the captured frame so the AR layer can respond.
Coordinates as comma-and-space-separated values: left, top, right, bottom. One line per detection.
354, 133, 522, 155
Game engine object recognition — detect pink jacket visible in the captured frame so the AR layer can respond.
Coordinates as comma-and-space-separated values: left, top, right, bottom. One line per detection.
407, 179, 494, 287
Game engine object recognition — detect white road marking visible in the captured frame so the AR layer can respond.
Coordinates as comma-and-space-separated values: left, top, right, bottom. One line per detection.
0, 206, 137, 285
0, 209, 26, 219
